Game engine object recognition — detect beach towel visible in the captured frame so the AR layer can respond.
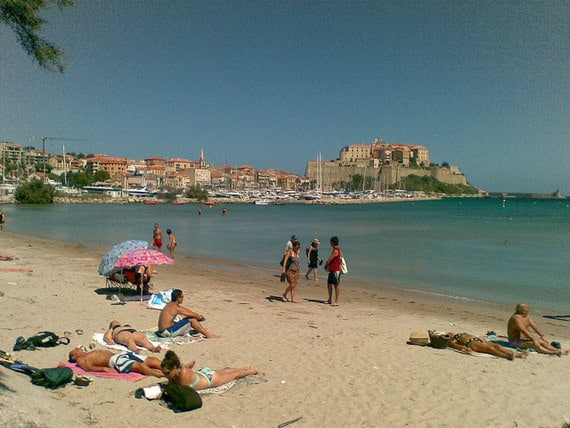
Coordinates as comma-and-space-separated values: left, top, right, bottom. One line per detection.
0, 268, 33, 273
58, 361, 146, 382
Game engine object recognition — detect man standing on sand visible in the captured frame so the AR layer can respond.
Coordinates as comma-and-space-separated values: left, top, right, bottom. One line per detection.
508, 302, 569, 356
0, 211, 6, 231
68, 347, 164, 377
152, 223, 163, 250
157, 289, 219, 339
324, 236, 342, 306
166, 229, 177, 259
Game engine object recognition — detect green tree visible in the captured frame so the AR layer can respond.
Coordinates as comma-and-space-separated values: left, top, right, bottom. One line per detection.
0, 0, 74, 73
93, 170, 110, 182
14, 180, 56, 203
186, 185, 208, 201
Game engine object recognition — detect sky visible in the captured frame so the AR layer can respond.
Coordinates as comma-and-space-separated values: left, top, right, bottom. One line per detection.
1, 0, 568, 194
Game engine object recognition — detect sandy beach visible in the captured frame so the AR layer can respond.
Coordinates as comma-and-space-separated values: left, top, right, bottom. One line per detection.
0, 231, 569, 428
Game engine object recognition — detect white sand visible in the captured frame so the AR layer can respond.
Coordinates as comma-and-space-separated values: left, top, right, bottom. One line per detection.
1, 232, 569, 427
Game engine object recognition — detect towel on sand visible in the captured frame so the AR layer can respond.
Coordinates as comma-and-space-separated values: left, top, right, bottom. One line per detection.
58, 361, 146, 382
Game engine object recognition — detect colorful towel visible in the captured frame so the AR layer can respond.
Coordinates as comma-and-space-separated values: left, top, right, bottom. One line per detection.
58, 361, 146, 382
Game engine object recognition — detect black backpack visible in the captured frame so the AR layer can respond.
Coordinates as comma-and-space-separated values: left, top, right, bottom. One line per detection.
13, 332, 70, 351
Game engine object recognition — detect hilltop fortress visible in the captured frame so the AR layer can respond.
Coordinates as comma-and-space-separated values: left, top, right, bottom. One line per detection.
305, 139, 469, 191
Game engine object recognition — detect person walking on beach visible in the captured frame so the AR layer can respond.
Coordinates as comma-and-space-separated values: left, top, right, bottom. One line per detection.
152, 223, 163, 250
161, 350, 257, 391
284, 235, 298, 254
305, 238, 321, 282
507, 302, 569, 356
0, 211, 6, 231
157, 289, 219, 338
282, 240, 301, 303
166, 229, 177, 259
324, 236, 342, 306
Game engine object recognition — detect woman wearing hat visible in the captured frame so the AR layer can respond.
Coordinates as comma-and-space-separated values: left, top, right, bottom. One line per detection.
305, 239, 321, 282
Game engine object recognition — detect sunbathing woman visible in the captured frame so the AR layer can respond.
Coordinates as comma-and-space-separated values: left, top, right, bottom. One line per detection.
103, 320, 161, 353
447, 332, 529, 360
161, 350, 257, 391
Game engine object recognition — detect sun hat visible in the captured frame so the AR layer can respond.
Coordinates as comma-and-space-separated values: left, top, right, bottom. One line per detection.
312, 238, 320, 244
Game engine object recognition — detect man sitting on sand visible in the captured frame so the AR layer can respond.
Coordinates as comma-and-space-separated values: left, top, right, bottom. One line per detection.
68, 347, 163, 377
448, 332, 529, 360
103, 320, 161, 353
161, 350, 257, 391
157, 289, 219, 339
507, 302, 569, 356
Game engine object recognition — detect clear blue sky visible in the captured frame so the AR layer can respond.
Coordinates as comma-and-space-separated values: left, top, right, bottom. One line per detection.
1, 0, 568, 194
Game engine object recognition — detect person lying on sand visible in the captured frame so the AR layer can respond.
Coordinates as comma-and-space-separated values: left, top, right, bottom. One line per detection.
447, 332, 529, 360
103, 320, 161, 353
160, 350, 257, 391
507, 302, 569, 356
68, 348, 163, 377
157, 289, 219, 338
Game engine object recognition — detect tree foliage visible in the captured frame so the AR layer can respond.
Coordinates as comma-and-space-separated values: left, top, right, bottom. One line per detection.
399, 175, 479, 195
0, 0, 74, 73
14, 179, 56, 203
185, 185, 208, 201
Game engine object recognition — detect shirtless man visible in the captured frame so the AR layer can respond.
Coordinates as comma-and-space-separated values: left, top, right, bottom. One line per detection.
507, 302, 569, 356
103, 320, 161, 353
68, 347, 163, 377
152, 223, 163, 250
166, 229, 177, 259
157, 289, 219, 339
161, 350, 257, 391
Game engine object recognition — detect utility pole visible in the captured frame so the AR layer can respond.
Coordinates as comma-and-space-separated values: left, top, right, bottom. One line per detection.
30, 136, 88, 182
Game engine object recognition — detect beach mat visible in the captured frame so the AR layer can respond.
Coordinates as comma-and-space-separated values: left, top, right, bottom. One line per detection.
58, 361, 146, 382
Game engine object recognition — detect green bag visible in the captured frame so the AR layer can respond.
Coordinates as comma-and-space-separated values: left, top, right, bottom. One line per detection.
162, 383, 203, 412
30, 367, 73, 389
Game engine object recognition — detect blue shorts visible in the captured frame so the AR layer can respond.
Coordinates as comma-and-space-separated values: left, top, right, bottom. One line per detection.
158, 318, 193, 337
109, 352, 145, 373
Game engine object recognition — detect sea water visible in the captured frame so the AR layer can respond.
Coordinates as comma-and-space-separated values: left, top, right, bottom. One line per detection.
2, 198, 569, 313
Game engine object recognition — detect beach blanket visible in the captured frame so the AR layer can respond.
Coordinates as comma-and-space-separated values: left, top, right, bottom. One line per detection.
0, 268, 33, 273
58, 361, 145, 382
92, 329, 204, 352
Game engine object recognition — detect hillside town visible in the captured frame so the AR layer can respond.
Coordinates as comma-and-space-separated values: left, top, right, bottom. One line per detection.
0, 138, 473, 202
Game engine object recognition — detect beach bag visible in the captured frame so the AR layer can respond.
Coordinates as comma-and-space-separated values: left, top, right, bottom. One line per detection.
13, 332, 70, 351
30, 367, 73, 389
162, 383, 203, 412
340, 256, 348, 274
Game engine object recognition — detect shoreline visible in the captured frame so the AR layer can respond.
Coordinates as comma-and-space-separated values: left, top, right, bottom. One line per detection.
1, 231, 569, 427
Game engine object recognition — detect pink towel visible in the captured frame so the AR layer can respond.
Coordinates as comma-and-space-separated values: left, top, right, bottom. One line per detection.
58, 361, 146, 382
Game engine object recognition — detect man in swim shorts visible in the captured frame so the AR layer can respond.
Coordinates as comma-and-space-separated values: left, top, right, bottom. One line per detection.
157, 289, 219, 339
152, 223, 163, 250
68, 348, 163, 377
103, 320, 161, 353
507, 302, 569, 356
161, 350, 257, 391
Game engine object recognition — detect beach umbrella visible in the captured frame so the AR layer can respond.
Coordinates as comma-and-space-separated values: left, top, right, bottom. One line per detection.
98, 240, 149, 276
113, 248, 174, 270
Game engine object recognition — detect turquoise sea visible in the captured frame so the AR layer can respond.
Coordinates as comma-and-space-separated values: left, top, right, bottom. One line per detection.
2, 198, 569, 313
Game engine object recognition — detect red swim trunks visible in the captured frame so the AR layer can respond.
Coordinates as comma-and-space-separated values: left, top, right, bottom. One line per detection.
153, 239, 163, 249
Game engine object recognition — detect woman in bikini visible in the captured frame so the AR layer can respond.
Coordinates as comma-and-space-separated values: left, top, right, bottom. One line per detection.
447, 332, 529, 360
161, 350, 257, 391
103, 320, 161, 353
281, 240, 302, 303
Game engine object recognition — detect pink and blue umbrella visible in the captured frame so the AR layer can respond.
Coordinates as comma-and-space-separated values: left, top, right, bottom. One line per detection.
98, 240, 149, 276
114, 248, 173, 270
